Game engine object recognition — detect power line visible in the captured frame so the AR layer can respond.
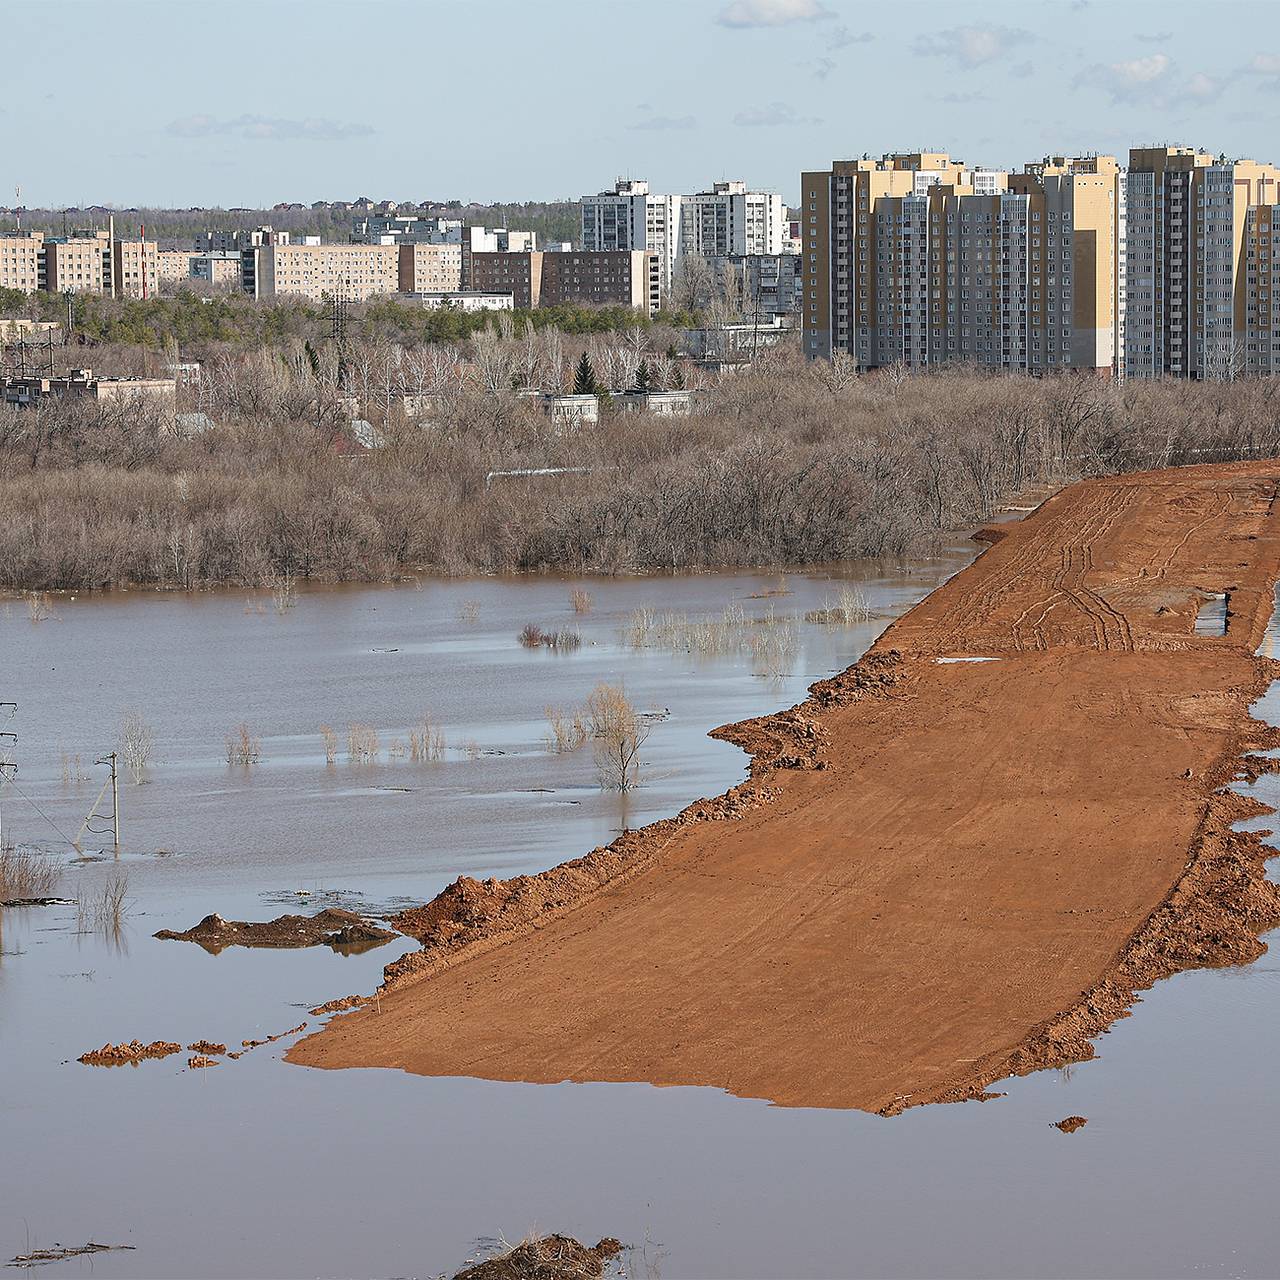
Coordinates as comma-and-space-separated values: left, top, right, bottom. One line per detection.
0, 774, 83, 850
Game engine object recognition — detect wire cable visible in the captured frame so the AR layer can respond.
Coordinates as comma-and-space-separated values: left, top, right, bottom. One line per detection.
0, 776, 85, 849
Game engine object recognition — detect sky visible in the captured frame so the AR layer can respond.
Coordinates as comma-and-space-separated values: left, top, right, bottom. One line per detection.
5, 0, 1280, 209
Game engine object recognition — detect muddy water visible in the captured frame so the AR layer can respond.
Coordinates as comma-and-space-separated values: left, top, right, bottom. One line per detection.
3, 556, 1280, 1279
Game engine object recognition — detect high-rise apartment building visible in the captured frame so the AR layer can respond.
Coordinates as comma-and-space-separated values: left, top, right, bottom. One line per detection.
801, 151, 1125, 375
1125, 147, 1280, 378
581, 180, 681, 298
679, 181, 785, 258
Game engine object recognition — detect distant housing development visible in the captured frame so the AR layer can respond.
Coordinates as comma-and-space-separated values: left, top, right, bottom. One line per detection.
802, 144, 1280, 379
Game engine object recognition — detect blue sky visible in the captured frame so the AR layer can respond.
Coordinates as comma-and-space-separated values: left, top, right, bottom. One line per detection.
6, 0, 1279, 208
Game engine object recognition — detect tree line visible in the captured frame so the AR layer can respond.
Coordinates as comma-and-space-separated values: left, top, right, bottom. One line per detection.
3, 336, 1280, 593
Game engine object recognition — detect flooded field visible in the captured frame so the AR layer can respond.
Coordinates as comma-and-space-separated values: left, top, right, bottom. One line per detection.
3, 553, 1280, 1278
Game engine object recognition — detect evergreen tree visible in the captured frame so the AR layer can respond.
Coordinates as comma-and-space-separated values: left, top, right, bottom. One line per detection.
573, 351, 599, 395
633, 359, 651, 393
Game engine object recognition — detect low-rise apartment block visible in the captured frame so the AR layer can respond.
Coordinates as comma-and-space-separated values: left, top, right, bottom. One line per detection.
466, 249, 657, 313
397, 242, 463, 294
112, 238, 160, 299
0, 234, 43, 293
191, 251, 245, 288
157, 250, 195, 284
43, 234, 109, 294
253, 242, 400, 301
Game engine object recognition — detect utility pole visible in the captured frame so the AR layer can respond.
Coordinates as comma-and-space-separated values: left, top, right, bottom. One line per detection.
0, 702, 17, 854
80, 752, 120, 855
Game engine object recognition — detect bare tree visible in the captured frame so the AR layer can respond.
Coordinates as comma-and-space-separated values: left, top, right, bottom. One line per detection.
121, 710, 155, 785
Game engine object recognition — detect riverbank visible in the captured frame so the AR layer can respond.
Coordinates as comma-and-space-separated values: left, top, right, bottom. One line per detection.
290, 461, 1280, 1113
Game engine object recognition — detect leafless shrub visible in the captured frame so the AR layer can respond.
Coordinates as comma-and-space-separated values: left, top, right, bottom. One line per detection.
74, 868, 131, 935
587, 683, 650, 793
267, 568, 298, 614
26, 591, 55, 623
519, 622, 545, 648
544, 627, 582, 650
347, 723, 379, 763
459, 599, 480, 625
121, 710, 155, 785
225, 723, 262, 765
0, 842, 60, 900
408, 717, 446, 762
544, 706, 588, 754
60, 750, 88, 786
804, 585, 872, 625
570, 588, 593, 614
320, 724, 338, 764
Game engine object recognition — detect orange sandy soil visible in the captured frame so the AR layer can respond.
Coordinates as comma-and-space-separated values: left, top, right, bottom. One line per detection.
289, 462, 1280, 1113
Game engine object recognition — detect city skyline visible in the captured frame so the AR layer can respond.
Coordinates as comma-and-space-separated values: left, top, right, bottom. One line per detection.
6, 0, 1280, 208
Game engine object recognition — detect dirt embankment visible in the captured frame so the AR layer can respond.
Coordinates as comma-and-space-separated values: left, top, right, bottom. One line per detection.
289, 462, 1280, 1113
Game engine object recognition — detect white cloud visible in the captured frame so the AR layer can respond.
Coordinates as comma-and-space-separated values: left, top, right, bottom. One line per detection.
828, 26, 873, 48
733, 101, 822, 127
1246, 52, 1280, 88
167, 114, 372, 141
913, 24, 1032, 67
1187, 72, 1222, 101
629, 115, 697, 131
1074, 52, 1171, 102
716, 0, 831, 28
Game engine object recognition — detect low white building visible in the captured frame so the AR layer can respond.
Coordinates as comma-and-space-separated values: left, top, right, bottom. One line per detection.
408, 291, 514, 312
539, 393, 598, 426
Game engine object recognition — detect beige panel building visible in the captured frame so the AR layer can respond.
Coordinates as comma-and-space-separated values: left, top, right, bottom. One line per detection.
112, 239, 161, 299
397, 243, 463, 294
157, 250, 195, 284
255, 243, 399, 301
802, 150, 1124, 375
0, 234, 43, 293
191, 252, 244, 288
44, 234, 109, 294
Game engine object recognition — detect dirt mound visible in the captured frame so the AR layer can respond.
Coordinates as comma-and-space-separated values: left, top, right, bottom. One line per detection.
453, 1236, 622, 1280
187, 1040, 226, 1055
1055, 1116, 1088, 1133
291, 462, 1280, 1114
79, 1040, 182, 1067
155, 908, 395, 954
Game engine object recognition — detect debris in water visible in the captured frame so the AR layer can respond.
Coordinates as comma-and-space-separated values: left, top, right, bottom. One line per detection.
78, 1041, 182, 1067
187, 1054, 219, 1069
240, 1021, 308, 1051
187, 1041, 226, 1055
154, 908, 395, 954
452, 1235, 622, 1280
310, 995, 367, 1016
9, 1242, 136, 1268
1054, 1115, 1088, 1134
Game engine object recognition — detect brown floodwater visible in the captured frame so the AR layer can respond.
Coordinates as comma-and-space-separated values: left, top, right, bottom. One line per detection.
2, 554, 1279, 1278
